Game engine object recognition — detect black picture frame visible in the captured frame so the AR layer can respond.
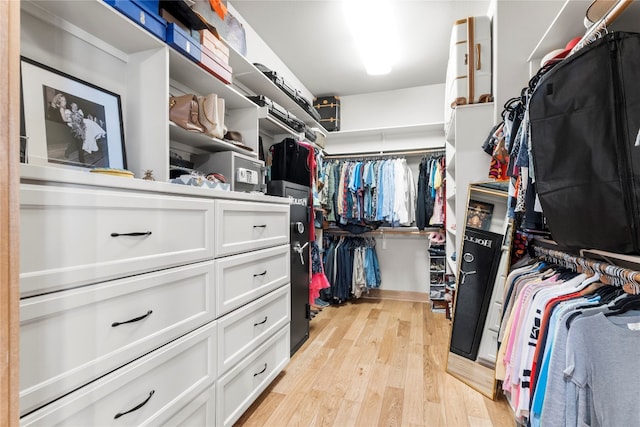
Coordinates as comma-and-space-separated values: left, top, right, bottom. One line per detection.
20, 56, 126, 170
466, 200, 494, 231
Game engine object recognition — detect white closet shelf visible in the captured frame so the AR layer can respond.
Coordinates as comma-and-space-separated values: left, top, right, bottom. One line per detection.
168, 50, 256, 110
445, 115, 455, 144
257, 108, 303, 140
447, 152, 456, 172
446, 103, 494, 145
169, 122, 256, 155
526, 0, 588, 62
227, 45, 325, 132
23, 0, 165, 57
528, 0, 640, 62
326, 123, 444, 144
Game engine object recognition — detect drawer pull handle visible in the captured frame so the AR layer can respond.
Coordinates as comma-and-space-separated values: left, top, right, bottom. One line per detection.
112, 310, 153, 327
114, 390, 155, 419
253, 224, 267, 228
110, 231, 152, 237
253, 270, 267, 277
253, 363, 267, 377
253, 316, 268, 326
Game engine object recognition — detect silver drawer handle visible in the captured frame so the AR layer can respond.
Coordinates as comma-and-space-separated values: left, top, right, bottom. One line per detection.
112, 310, 153, 327
253, 316, 268, 326
253, 363, 267, 377
114, 390, 155, 419
110, 231, 152, 237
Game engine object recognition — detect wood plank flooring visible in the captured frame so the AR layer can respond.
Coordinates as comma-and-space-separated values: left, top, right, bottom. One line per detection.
235, 298, 514, 427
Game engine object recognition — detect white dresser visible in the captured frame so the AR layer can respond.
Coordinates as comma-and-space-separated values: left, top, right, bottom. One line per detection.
19, 165, 291, 427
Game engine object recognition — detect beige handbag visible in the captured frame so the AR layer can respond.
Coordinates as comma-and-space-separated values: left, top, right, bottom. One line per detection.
169, 94, 205, 133
197, 94, 226, 139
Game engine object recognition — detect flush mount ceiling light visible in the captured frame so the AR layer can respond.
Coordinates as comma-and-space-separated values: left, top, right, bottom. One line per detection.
342, 0, 399, 75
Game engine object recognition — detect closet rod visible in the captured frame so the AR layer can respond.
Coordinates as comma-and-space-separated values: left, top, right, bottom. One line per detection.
571, 0, 633, 54
325, 226, 441, 236
324, 148, 444, 159
530, 240, 640, 292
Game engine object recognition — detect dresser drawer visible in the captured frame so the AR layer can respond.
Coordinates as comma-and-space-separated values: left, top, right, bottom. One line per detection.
20, 261, 216, 416
216, 326, 290, 427
215, 245, 289, 316
215, 200, 289, 257
218, 285, 290, 374
163, 384, 215, 427
21, 321, 217, 426
20, 184, 215, 296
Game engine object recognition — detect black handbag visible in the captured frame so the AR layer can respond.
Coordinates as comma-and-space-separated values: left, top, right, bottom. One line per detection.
529, 32, 640, 253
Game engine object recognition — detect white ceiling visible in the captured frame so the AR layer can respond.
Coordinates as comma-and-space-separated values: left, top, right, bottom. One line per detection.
230, 0, 493, 98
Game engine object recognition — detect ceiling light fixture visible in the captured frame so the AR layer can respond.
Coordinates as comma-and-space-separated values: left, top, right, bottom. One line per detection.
342, 0, 399, 76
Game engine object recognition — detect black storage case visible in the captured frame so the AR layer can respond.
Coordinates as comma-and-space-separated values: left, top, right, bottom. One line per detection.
449, 228, 503, 361
314, 96, 341, 132
267, 180, 311, 356
529, 32, 640, 254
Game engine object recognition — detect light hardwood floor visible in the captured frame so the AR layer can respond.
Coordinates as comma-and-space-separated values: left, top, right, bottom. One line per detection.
235, 298, 514, 427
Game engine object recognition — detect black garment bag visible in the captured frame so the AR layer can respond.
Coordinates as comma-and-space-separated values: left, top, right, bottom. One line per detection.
529, 32, 640, 254
269, 137, 310, 187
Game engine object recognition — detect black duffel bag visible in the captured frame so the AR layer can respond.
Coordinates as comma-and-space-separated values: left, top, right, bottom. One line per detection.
529, 32, 640, 253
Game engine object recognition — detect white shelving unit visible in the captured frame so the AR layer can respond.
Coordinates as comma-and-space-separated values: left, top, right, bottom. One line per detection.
326, 123, 443, 142
21, 0, 260, 182
526, 0, 640, 65
444, 103, 494, 280
429, 243, 447, 310
227, 44, 326, 149
324, 123, 445, 156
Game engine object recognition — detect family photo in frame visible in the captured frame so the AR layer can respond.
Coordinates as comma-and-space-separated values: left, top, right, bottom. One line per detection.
466, 200, 494, 231
20, 57, 126, 170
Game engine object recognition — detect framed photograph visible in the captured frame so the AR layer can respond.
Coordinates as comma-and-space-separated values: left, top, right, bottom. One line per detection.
466, 200, 494, 231
20, 57, 126, 170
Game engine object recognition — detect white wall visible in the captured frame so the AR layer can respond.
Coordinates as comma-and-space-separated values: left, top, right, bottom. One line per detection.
375, 234, 430, 293
226, 3, 314, 103
341, 84, 445, 130
324, 84, 446, 155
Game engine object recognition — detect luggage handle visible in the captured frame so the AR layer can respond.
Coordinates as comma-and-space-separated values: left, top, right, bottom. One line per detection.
476, 44, 481, 70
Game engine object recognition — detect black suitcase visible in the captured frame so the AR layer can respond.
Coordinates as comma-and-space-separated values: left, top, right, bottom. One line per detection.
253, 63, 322, 122
314, 96, 340, 132
304, 127, 317, 143
529, 32, 640, 254
294, 90, 322, 122
286, 111, 305, 133
254, 63, 298, 99
248, 95, 290, 127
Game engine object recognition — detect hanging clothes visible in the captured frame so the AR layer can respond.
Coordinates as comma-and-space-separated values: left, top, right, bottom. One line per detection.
496, 251, 640, 427
416, 153, 446, 230
321, 235, 381, 303
320, 157, 420, 232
